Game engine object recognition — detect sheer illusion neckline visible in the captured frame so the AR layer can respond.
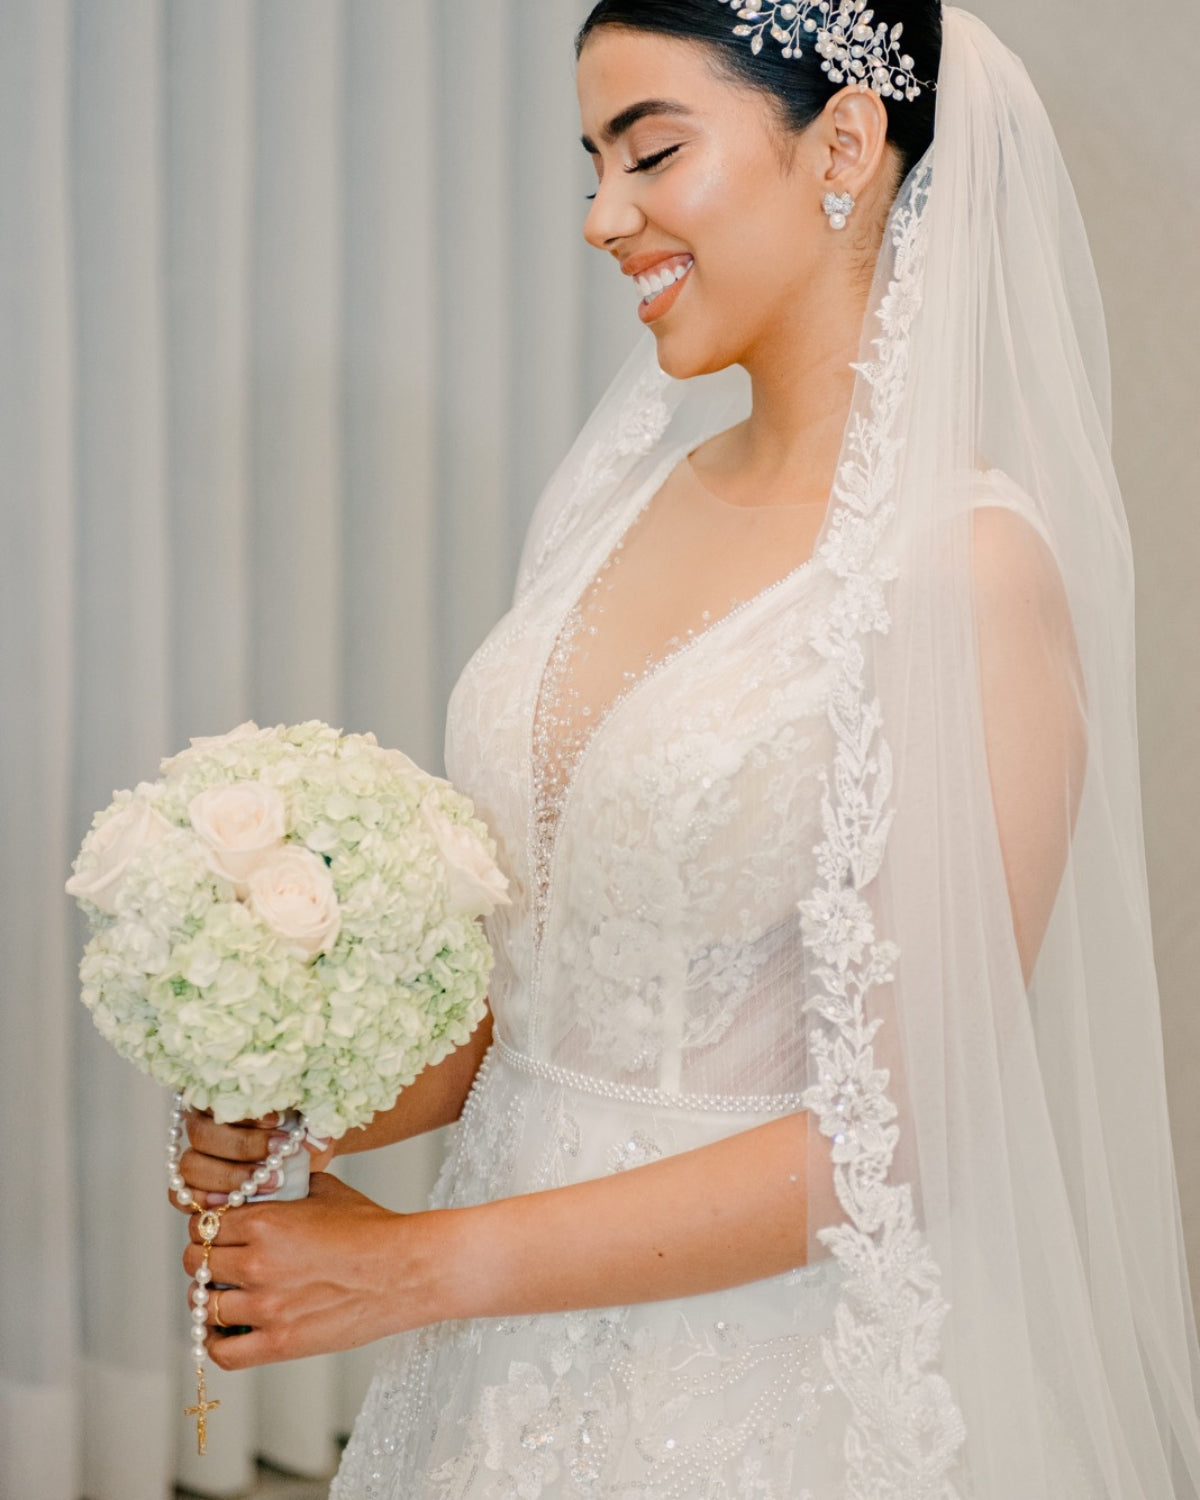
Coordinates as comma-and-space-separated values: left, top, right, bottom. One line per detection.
684, 449, 834, 514
527, 449, 827, 951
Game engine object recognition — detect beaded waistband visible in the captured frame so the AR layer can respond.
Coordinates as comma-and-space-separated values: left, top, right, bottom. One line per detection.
493, 1037, 804, 1116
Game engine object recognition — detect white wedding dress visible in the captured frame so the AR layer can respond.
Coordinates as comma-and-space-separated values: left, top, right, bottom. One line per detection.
333, 12, 1200, 1492
331, 450, 1035, 1500
330, 450, 864, 1499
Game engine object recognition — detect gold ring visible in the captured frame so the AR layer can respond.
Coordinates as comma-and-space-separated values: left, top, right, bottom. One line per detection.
212, 1290, 228, 1330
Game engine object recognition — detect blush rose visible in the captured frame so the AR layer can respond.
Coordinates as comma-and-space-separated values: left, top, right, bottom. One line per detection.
189, 781, 287, 889
246, 846, 341, 959
420, 795, 510, 918
65, 798, 174, 915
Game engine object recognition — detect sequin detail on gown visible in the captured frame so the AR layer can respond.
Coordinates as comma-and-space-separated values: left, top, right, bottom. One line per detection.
331, 457, 848, 1498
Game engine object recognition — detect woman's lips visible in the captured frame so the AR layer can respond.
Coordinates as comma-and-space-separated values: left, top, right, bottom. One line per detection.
635, 257, 694, 325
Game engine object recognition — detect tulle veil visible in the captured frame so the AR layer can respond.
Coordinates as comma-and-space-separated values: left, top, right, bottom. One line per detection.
516, 9, 1200, 1494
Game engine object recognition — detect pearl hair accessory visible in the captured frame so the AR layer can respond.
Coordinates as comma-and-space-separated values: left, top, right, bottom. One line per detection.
823, 189, 856, 228
167, 1092, 308, 1454
718, 0, 932, 101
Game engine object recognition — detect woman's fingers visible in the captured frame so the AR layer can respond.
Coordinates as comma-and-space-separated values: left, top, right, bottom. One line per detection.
185, 1109, 277, 1163
185, 1206, 258, 1250
174, 1109, 303, 1210
183, 1148, 280, 1197
183, 1239, 256, 1285
192, 1282, 243, 1325
173, 1175, 412, 1369
181, 1111, 338, 1190
304, 1134, 336, 1173
166, 1153, 281, 1214
206, 1328, 278, 1372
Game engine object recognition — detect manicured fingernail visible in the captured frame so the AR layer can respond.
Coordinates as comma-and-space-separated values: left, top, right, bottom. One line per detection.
268, 1133, 287, 1150
205, 1192, 229, 1207
305, 1130, 332, 1152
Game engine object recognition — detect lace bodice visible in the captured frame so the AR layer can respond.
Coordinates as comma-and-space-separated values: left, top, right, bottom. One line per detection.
331, 455, 851, 1500
445, 448, 836, 1098
528, 455, 827, 933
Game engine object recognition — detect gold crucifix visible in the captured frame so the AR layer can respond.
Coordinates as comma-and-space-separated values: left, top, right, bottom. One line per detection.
185, 1204, 227, 1454
185, 1367, 221, 1455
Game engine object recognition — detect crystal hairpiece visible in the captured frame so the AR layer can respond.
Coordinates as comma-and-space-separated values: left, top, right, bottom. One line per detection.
718, 0, 931, 101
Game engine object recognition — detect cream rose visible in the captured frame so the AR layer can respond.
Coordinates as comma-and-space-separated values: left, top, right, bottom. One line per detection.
246, 847, 341, 958
368, 742, 455, 795
65, 799, 174, 915
189, 781, 287, 887
160, 720, 270, 771
420, 795, 510, 918
188, 721, 263, 752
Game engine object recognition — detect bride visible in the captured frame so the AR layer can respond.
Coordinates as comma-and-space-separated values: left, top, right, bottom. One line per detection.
176, 3, 1200, 1494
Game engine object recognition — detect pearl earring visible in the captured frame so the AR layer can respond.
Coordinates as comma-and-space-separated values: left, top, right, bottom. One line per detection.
823, 190, 856, 231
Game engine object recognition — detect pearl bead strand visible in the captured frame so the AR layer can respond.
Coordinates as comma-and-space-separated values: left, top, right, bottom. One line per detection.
167, 1091, 307, 1452
167, 1090, 307, 1213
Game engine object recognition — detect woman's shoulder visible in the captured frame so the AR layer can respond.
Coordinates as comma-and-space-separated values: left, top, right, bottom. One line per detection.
963, 467, 1051, 543
964, 470, 1075, 650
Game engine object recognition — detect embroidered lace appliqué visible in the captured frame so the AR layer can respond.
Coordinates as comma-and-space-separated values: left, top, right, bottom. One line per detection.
527, 469, 824, 955
528, 521, 722, 941
424, 1310, 836, 1500
519, 363, 673, 602
798, 157, 968, 1492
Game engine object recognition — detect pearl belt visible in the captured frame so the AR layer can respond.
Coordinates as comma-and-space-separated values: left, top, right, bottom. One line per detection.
493, 1037, 805, 1116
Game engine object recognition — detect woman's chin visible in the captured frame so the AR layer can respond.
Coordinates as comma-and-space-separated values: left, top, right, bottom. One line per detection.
652, 331, 739, 383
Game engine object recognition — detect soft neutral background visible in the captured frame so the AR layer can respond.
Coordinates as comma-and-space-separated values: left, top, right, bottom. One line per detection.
0, 2, 1195, 1497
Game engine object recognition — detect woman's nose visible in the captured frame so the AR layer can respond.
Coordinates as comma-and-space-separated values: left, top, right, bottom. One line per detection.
583, 177, 645, 251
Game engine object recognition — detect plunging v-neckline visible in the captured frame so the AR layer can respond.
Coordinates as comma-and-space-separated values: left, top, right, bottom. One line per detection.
526, 447, 826, 958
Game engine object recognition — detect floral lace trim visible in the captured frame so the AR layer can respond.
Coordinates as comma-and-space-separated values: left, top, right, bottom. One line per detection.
798, 157, 968, 1494
518, 362, 673, 602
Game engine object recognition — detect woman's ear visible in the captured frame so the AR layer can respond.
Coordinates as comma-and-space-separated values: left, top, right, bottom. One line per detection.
821, 87, 890, 198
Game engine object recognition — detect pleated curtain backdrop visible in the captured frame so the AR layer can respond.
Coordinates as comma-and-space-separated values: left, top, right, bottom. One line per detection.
0, 2, 631, 1496
1, 2, 1196, 1499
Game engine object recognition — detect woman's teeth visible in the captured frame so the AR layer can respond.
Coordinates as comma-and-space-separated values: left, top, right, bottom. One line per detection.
635, 260, 692, 304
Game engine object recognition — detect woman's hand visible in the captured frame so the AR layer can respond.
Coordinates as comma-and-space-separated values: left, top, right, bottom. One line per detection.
169, 1110, 335, 1212
184, 1173, 446, 1368
170, 1011, 495, 1211
180, 1110, 817, 1371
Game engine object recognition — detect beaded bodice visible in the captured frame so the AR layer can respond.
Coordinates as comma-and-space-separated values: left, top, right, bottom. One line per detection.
445, 450, 836, 1096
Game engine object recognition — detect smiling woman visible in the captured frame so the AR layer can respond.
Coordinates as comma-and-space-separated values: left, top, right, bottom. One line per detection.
172, 4, 1200, 1497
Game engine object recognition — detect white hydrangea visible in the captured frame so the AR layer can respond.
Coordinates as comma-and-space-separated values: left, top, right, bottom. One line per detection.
68, 721, 506, 1138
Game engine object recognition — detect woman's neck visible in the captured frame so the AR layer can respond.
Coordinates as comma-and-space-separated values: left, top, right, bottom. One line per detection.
693, 272, 871, 510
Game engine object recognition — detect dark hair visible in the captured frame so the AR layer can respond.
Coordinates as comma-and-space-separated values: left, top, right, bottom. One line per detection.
576, 0, 941, 182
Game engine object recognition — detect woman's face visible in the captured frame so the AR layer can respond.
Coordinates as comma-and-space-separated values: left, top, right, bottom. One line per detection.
577, 28, 828, 380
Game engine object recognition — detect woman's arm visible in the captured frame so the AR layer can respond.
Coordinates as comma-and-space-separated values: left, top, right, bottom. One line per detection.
179, 509, 1086, 1369
972, 506, 1087, 983
330, 1007, 495, 1156
174, 1008, 493, 1205
185, 1107, 823, 1370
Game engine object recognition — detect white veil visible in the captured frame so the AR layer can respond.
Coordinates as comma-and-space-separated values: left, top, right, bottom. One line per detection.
516, 8, 1200, 1494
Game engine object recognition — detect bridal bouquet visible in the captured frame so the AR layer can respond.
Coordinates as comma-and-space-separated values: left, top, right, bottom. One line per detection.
66, 720, 507, 1140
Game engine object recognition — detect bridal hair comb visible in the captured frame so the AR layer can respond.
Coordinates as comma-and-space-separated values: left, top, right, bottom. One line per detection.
718, 0, 931, 100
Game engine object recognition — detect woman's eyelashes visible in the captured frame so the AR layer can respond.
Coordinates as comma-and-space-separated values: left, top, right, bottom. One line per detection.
625, 143, 682, 175
586, 143, 682, 200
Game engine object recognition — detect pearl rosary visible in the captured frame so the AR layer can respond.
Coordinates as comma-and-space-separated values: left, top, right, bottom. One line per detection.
167, 1091, 308, 1454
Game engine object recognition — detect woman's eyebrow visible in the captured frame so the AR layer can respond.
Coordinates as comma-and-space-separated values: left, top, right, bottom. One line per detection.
580, 98, 693, 154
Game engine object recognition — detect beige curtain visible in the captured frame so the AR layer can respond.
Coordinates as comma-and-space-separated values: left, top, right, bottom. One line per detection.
0, 1, 1194, 1497
0, 2, 627, 1495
